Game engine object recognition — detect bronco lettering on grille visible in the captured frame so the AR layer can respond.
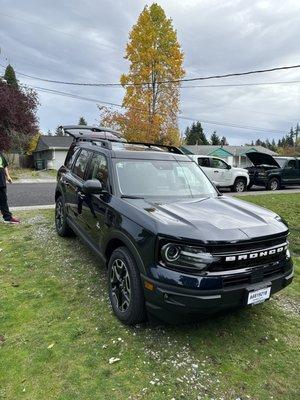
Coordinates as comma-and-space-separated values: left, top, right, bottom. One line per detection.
225, 245, 288, 262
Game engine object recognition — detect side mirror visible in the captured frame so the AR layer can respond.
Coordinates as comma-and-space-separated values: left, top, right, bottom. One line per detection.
227, 165, 232, 170
82, 179, 104, 195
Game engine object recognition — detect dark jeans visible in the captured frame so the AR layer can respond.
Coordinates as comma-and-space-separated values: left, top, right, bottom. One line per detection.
0, 187, 12, 221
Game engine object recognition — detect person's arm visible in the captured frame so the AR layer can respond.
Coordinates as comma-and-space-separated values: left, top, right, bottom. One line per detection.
5, 167, 13, 183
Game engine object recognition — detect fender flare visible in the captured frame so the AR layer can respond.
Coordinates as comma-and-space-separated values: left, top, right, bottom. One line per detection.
103, 230, 147, 275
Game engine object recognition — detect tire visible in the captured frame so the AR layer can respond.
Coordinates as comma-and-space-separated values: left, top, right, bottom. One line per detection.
266, 177, 280, 191
232, 178, 246, 193
55, 196, 73, 237
108, 246, 146, 325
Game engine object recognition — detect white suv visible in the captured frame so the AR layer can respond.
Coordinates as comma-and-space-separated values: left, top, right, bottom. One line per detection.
189, 155, 250, 192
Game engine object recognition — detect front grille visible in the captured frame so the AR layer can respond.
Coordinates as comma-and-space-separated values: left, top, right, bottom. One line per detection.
222, 261, 286, 287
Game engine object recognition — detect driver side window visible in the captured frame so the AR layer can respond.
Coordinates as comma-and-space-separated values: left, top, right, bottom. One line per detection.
87, 153, 109, 190
287, 160, 296, 169
212, 158, 228, 169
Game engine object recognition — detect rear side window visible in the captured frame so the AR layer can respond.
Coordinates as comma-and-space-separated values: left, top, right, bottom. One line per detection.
198, 157, 210, 167
72, 149, 90, 179
65, 144, 80, 169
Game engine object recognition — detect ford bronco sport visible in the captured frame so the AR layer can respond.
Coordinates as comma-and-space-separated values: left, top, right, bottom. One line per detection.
55, 125, 293, 324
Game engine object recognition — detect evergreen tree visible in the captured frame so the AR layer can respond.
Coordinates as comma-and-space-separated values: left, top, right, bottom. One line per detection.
271, 139, 276, 151
210, 131, 221, 145
295, 123, 299, 146
185, 121, 208, 145
78, 116, 87, 125
3, 64, 18, 88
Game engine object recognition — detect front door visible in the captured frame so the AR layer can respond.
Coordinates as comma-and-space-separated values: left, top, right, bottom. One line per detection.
282, 159, 299, 185
211, 158, 231, 186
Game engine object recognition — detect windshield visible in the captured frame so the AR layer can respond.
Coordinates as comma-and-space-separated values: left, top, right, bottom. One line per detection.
274, 157, 287, 168
115, 159, 217, 198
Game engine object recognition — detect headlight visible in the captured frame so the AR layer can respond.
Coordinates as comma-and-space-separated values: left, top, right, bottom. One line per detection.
160, 243, 220, 271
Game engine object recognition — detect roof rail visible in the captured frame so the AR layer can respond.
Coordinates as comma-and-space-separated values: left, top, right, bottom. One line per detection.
125, 141, 184, 154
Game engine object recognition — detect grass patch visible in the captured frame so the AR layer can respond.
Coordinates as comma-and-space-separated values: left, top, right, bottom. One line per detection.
0, 194, 299, 400
9, 167, 57, 181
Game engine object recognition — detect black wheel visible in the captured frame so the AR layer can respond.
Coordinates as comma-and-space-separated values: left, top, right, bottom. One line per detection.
232, 178, 246, 193
108, 247, 146, 325
266, 177, 280, 191
55, 196, 73, 237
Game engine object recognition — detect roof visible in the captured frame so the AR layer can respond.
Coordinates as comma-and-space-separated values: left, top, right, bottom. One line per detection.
181, 145, 278, 157
35, 135, 73, 152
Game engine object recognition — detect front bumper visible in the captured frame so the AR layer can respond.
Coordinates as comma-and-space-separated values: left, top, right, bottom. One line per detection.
142, 259, 293, 323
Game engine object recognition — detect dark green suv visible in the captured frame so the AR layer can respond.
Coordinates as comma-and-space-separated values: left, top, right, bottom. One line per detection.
55, 126, 293, 324
246, 152, 300, 190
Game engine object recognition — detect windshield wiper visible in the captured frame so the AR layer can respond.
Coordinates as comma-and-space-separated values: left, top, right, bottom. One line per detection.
120, 195, 144, 199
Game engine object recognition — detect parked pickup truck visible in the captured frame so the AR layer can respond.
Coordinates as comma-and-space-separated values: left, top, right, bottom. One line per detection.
189, 155, 250, 192
246, 153, 300, 190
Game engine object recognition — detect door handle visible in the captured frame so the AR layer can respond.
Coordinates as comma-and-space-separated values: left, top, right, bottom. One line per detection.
214, 170, 219, 173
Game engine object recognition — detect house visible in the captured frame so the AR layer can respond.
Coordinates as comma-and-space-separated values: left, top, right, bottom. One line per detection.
33, 136, 73, 170
181, 145, 278, 168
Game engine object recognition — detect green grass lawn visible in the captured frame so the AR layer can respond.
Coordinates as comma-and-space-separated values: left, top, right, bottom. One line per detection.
0, 194, 299, 400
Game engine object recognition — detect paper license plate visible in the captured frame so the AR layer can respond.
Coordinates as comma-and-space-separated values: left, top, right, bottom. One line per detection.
247, 287, 271, 305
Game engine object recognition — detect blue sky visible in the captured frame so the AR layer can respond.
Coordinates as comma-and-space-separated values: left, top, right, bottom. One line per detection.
0, 0, 299, 144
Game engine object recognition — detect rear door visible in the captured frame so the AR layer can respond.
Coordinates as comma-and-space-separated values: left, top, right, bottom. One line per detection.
80, 152, 111, 250
197, 157, 212, 180
66, 148, 92, 227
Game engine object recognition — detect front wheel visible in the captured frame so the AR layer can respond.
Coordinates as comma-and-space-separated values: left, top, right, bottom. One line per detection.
232, 178, 246, 192
108, 247, 146, 325
266, 177, 280, 191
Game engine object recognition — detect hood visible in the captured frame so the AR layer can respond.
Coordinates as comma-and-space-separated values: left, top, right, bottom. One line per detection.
246, 152, 280, 167
124, 196, 288, 243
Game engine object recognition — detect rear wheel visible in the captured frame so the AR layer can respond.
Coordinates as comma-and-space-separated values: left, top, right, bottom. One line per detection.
232, 178, 246, 192
55, 196, 73, 236
266, 177, 280, 191
108, 247, 146, 325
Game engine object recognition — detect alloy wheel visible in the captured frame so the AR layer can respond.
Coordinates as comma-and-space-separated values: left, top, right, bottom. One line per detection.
270, 180, 278, 190
236, 181, 245, 192
110, 259, 131, 312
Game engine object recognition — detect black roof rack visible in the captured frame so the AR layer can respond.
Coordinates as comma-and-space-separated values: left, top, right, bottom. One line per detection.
125, 141, 184, 154
59, 125, 184, 154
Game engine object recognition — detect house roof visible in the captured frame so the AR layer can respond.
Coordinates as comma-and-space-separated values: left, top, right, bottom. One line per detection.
181, 145, 277, 157
35, 135, 73, 152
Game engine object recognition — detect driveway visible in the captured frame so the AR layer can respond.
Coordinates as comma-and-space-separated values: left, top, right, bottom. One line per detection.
7, 182, 56, 207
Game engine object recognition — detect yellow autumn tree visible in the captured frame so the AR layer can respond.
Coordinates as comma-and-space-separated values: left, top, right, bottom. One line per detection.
100, 3, 184, 145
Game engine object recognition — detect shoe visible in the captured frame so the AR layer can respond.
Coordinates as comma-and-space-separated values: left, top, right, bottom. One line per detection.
4, 216, 21, 224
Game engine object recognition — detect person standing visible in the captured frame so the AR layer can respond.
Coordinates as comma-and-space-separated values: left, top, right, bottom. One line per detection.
0, 152, 20, 224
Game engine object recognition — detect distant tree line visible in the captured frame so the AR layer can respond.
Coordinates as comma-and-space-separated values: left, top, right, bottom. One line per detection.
246, 123, 300, 155
184, 121, 228, 146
